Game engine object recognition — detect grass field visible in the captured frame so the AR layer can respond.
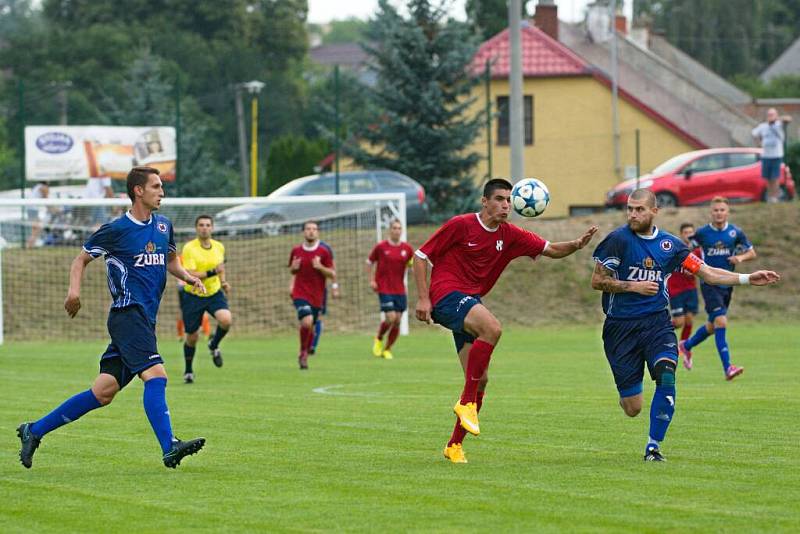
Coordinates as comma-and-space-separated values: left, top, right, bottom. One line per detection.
1, 324, 798, 532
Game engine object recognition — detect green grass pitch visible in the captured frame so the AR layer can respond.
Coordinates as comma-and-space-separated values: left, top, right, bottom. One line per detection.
1, 323, 798, 532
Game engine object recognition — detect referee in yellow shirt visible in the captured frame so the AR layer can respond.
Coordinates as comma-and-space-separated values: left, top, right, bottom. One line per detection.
180, 215, 232, 383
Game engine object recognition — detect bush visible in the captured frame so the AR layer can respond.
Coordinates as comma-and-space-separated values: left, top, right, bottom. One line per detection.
786, 141, 800, 195
265, 135, 330, 194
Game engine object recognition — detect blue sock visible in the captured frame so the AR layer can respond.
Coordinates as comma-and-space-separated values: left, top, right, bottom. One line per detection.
648, 383, 676, 444
312, 320, 323, 350
30, 389, 102, 438
143, 378, 174, 454
714, 327, 731, 372
684, 326, 711, 350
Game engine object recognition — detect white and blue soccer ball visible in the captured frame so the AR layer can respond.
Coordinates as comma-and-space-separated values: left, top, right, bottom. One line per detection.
511, 178, 550, 217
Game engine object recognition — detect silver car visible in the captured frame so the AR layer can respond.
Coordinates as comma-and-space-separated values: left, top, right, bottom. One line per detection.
214, 170, 428, 233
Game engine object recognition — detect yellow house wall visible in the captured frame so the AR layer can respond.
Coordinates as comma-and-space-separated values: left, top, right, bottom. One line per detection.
468, 76, 696, 217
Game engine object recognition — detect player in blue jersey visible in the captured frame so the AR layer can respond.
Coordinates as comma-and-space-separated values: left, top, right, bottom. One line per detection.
591, 189, 779, 461
679, 197, 756, 380
17, 166, 207, 469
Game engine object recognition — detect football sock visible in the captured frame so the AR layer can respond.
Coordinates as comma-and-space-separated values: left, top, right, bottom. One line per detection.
680, 320, 693, 342
385, 325, 400, 350
684, 325, 711, 350
649, 384, 676, 443
459, 340, 494, 405
30, 389, 102, 438
299, 325, 311, 354
377, 321, 390, 340
448, 391, 486, 446
143, 377, 174, 455
183, 344, 196, 373
714, 327, 731, 372
312, 320, 323, 350
209, 326, 228, 350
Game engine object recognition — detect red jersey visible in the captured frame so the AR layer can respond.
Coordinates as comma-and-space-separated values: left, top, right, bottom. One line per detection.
668, 246, 701, 296
417, 213, 548, 306
368, 240, 414, 295
289, 241, 334, 308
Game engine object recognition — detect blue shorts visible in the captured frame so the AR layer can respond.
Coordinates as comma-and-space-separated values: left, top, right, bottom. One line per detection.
293, 299, 320, 322
379, 293, 407, 313
669, 289, 699, 317
761, 157, 782, 180
431, 291, 482, 353
180, 290, 229, 333
602, 310, 678, 397
701, 283, 733, 321
99, 306, 162, 389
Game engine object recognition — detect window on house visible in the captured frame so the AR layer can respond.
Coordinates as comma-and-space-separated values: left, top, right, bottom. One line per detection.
496, 95, 533, 146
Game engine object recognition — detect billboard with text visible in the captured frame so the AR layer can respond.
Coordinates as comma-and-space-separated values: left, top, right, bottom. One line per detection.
25, 126, 176, 181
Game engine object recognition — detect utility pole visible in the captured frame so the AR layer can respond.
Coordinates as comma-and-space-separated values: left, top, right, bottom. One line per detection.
242, 80, 265, 197
234, 85, 250, 195
485, 58, 493, 179
610, 0, 621, 178
52, 81, 72, 125
175, 77, 181, 183
509, 0, 524, 183
334, 65, 340, 195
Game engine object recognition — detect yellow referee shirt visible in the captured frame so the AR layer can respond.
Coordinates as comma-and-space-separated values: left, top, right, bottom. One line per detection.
182, 238, 225, 297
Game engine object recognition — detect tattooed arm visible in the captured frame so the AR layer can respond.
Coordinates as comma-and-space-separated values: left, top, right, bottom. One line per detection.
591, 262, 659, 296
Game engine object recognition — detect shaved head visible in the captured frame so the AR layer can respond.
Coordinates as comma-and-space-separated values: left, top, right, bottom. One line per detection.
629, 188, 657, 207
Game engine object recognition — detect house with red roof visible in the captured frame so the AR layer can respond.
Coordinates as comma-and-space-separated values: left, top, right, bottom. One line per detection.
467, 6, 726, 216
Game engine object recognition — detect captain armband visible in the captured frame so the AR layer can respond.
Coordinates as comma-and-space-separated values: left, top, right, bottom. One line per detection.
680, 253, 703, 275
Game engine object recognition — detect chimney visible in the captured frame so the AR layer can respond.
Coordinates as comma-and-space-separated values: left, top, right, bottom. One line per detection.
615, 14, 627, 35
534, 0, 558, 41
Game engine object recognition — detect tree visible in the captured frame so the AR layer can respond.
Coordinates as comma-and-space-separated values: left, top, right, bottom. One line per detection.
466, 0, 530, 41
321, 17, 370, 44
350, 0, 483, 218
265, 135, 329, 194
634, 0, 800, 78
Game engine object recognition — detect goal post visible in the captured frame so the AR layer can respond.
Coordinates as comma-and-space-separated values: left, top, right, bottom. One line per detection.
0, 193, 409, 344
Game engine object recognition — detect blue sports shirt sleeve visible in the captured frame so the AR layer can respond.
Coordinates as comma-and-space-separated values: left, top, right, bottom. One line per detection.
736, 227, 753, 251
167, 218, 176, 254
592, 230, 623, 272
663, 238, 691, 273
83, 222, 116, 258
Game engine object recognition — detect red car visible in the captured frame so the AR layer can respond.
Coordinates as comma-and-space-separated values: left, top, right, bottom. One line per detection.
606, 148, 795, 208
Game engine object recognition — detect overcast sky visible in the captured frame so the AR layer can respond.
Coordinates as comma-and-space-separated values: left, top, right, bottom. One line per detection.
308, 1, 633, 25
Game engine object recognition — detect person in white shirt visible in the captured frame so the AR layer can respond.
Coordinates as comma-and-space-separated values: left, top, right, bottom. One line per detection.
85, 176, 115, 225
751, 108, 793, 203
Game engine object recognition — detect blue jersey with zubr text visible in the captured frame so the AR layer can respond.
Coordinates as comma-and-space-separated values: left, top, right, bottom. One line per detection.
691, 222, 752, 273
83, 212, 176, 324
593, 225, 690, 319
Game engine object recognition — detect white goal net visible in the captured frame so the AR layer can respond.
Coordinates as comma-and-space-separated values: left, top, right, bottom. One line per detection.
0, 193, 407, 343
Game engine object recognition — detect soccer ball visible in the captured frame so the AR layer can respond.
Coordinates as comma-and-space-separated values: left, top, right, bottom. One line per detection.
511, 178, 550, 217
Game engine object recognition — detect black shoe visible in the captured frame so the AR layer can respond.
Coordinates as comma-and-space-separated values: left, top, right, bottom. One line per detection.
163, 437, 206, 468
183, 372, 194, 384
299, 353, 309, 370
17, 423, 41, 469
644, 445, 666, 462
308, 348, 316, 356
209, 343, 223, 368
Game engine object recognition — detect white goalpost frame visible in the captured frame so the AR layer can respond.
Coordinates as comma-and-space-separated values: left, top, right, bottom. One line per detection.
0, 192, 409, 344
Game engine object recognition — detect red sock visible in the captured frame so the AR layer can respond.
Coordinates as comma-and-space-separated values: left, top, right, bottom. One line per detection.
377, 321, 390, 339
681, 321, 693, 342
448, 391, 487, 446
459, 340, 494, 405
385, 325, 400, 350
299, 325, 313, 354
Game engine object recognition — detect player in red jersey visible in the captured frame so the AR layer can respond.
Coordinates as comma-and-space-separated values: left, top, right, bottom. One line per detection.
413, 179, 598, 463
366, 219, 414, 360
289, 221, 336, 370
667, 223, 701, 370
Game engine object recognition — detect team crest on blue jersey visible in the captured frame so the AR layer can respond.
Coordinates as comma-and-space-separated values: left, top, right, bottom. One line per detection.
145, 241, 156, 253
643, 257, 655, 269
659, 239, 673, 252
157, 222, 167, 233
729, 230, 737, 238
